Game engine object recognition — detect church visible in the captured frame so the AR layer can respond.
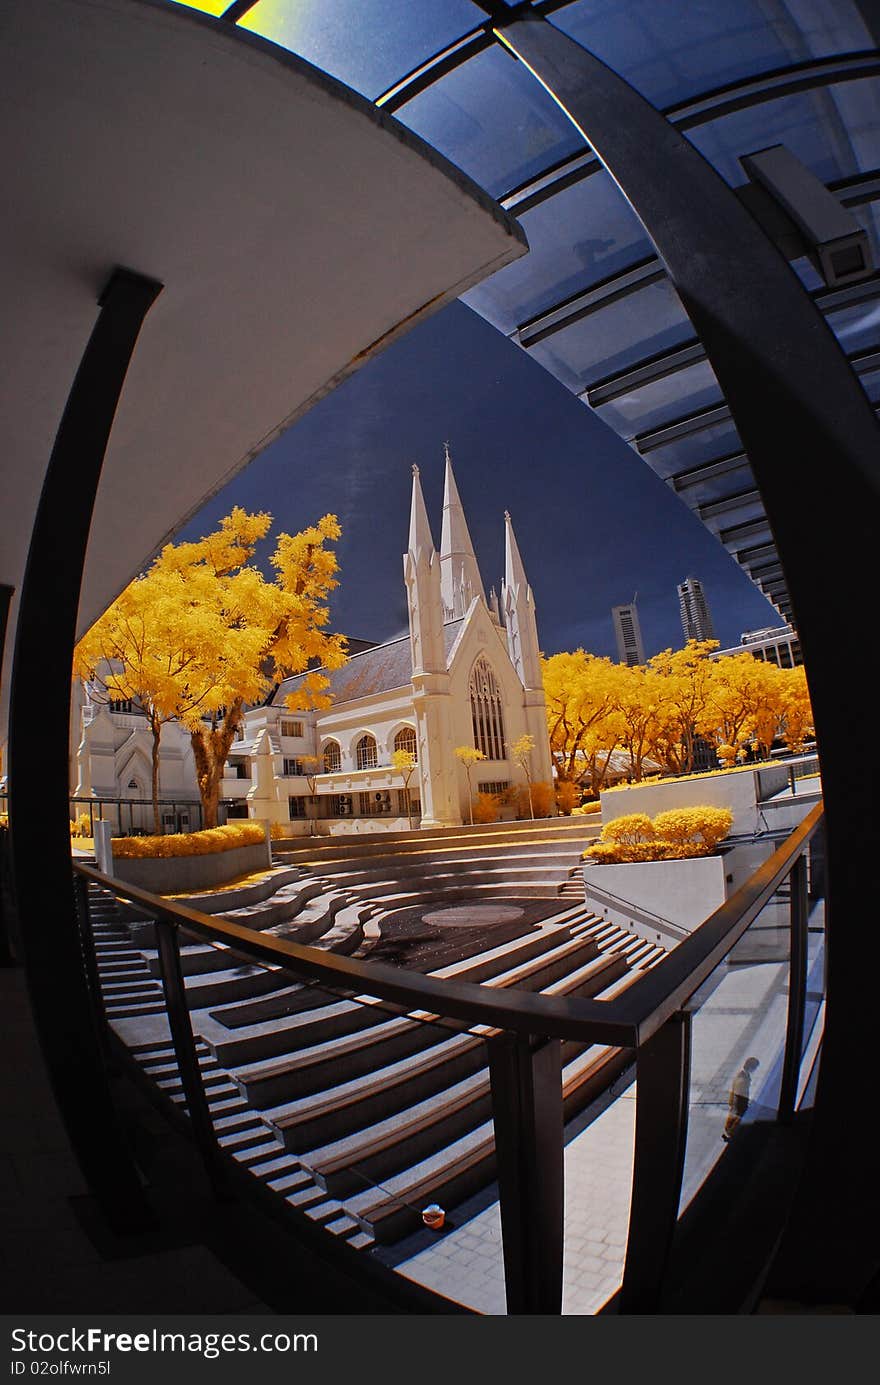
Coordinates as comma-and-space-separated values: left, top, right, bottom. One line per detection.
73, 453, 555, 834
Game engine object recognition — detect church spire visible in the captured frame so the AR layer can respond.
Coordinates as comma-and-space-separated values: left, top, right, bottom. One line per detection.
503, 508, 529, 598
408, 463, 435, 561
404, 463, 445, 676
502, 510, 542, 690
440, 444, 485, 620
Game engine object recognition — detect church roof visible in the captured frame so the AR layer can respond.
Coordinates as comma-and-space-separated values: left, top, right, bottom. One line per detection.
273, 619, 465, 707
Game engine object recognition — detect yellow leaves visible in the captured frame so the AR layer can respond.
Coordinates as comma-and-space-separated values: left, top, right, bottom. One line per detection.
112, 823, 265, 858
511, 733, 535, 766
585, 805, 733, 863
544, 639, 813, 785
391, 748, 416, 775
601, 813, 656, 846
455, 746, 486, 768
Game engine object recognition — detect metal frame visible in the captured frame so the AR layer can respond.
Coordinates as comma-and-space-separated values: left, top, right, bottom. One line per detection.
7, 268, 161, 1234
494, 9, 880, 1303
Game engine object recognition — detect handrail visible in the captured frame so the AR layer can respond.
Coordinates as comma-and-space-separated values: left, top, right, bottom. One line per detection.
72, 799, 824, 1052
72, 860, 637, 1047
611, 800, 824, 1045
581, 875, 691, 942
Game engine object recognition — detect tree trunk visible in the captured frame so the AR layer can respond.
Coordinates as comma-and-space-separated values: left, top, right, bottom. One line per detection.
190, 700, 242, 830
150, 717, 162, 835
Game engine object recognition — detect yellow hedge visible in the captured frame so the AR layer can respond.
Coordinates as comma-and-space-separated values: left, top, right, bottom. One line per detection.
584, 805, 733, 864
112, 823, 266, 859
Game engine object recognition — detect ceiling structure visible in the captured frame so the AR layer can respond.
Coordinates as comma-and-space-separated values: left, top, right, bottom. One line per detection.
175, 0, 880, 629
0, 0, 526, 736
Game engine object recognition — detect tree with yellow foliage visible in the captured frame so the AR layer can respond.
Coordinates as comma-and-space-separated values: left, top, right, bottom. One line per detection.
75, 507, 347, 831
541, 650, 623, 794
698, 651, 777, 765
511, 733, 536, 819
647, 639, 719, 775
780, 664, 814, 754
612, 663, 672, 783
391, 747, 418, 830
454, 745, 486, 826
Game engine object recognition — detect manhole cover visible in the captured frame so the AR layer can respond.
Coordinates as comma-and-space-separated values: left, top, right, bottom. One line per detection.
421, 904, 526, 929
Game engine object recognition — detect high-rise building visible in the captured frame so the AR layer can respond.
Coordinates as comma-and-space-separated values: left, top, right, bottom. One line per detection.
713, 624, 803, 668
678, 575, 715, 643
612, 599, 645, 666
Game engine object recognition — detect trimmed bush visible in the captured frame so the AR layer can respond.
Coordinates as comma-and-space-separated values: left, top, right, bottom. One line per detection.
472, 791, 502, 824
652, 806, 733, 849
584, 804, 733, 864
112, 823, 266, 859
601, 813, 655, 846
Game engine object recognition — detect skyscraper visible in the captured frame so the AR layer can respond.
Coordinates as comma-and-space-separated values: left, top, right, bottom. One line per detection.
612, 599, 645, 666
678, 575, 715, 643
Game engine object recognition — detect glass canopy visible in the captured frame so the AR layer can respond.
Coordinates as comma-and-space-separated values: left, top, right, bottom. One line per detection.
171, 0, 880, 627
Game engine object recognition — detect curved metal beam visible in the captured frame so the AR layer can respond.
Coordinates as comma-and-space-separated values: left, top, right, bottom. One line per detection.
7, 268, 161, 1233
497, 10, 880, 1307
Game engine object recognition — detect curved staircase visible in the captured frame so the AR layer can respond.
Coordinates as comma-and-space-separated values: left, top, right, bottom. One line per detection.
90, 817, 666, 1258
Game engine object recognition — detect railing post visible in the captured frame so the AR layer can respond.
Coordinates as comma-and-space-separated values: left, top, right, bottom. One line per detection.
619, 1012, 691, 1313
154, 919, 231, 1201
778, 853, 809, 1124
72, 872, 108, 1053
488, 1033, 564, 1314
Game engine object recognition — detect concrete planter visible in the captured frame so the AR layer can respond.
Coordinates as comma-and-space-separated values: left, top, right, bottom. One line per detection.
109, 836, 271, 895
582, 853, 727, 947
599, 764, 790, 836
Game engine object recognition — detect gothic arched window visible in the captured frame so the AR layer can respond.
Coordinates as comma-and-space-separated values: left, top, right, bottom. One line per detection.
469, 657, 506, 762
356, 734, 378, 770
394, 726, 418, 762
322, 740, 341, 773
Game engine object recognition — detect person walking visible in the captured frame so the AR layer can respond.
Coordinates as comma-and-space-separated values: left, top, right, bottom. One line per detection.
722, 1057, 760, 1141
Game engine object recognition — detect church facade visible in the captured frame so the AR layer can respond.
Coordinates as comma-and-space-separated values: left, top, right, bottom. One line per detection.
73, 455, 554, 834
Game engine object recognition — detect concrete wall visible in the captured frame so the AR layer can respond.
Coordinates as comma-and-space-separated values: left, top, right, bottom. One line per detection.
583, 853, 727, 946
109, 835, 271, 895
599, 764, 791, 837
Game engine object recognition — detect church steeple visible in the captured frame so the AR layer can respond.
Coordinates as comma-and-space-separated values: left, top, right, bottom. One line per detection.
439, 444, 485, 621
403, 465, 445, 676
408, 461, 435, 562
502, 510, 542, 690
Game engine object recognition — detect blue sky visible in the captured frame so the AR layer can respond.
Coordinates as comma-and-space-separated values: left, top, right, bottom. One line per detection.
178, 299, 780, 660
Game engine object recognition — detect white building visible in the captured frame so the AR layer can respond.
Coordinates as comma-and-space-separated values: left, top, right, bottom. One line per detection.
73, 455, 554, 835
229, 455, 554, 833
713, 624, 803, 668
612, 599, 645, 667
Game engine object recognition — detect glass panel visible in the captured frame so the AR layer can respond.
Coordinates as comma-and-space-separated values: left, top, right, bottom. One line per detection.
858, 364, 880, 402
560, 1065, 635, 1313
799, 831, 827, 1110
642, 419, 743, 478
239, 0, 483, 101
848, 200, 880, 268
462, 171, 653, 334
673, 461, 757, 505
687, 81, 880, 188
527, 278, 693, 394
678, 864, 792, 1216
826, 294, 880, 353
395, 44, 584, 199
595, 360, 724, 441
552, 0, 871, 111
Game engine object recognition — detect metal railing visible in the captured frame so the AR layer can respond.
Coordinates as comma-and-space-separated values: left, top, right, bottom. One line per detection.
68, 795, 204, 836
581, 875, 692, 944
71, 800, 825, 1314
